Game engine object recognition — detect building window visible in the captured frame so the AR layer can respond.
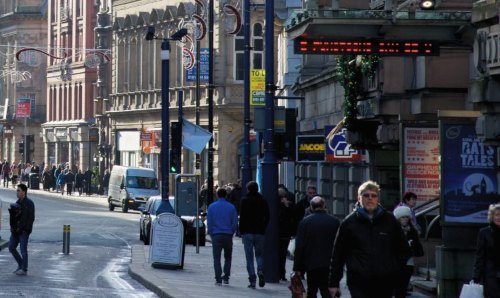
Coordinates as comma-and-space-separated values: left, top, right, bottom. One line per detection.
234, 23, 264, 81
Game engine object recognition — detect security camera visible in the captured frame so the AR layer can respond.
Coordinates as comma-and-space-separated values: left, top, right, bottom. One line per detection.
170, 28, 188, 41
145, 26, 156, 41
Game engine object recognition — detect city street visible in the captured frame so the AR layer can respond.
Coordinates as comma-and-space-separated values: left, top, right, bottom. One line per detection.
0, 187, 156, 297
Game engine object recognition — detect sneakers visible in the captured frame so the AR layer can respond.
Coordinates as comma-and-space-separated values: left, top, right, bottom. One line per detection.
215, 281, 222, 286
15, 269, 27, 275
258, 272, 265, 288
222, 276, 229, 285
247, 283, 256, 289
13, 267, 22, 274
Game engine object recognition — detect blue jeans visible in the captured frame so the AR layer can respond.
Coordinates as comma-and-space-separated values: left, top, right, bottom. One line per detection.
242, 233, 265, 282
211, 234, 233, 282
9, 231, 30, 271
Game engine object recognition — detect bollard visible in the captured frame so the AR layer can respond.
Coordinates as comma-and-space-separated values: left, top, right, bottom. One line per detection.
62, 224, 71, 255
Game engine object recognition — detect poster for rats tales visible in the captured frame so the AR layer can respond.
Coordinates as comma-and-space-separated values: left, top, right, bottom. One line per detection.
442, 123, 500, 224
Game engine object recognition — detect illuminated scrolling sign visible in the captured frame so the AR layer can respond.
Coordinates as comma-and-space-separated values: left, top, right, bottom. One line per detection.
294, 38, 439, 56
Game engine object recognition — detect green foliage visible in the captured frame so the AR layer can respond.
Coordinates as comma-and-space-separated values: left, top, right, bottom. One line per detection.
91, 165, 100, 186
336, 55, 380, 129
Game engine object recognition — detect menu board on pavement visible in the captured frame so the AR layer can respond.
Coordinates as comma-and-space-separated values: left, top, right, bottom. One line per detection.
149, 212, 184, 269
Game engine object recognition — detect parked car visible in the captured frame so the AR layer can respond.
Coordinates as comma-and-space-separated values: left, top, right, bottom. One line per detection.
139, 196, 206, 246
108, 166, 160, 213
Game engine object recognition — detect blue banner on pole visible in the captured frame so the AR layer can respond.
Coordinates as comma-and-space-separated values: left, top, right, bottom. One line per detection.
186, 48, 209, 82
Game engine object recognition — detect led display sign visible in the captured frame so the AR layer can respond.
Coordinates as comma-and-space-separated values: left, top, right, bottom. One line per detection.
294, 38, 439, 56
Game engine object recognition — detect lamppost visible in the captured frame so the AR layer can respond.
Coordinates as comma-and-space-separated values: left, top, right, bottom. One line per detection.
145, 26, 188, 201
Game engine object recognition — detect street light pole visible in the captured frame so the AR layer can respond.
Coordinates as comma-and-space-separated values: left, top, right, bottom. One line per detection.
262, 0, 279, 283
145, 26, 187, 201
160, 40, 171, 199
241, 0, 252, 190
207, 0, 215, 206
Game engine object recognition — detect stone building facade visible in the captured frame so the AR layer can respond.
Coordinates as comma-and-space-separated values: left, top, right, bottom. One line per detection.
41, 0, 98, 171
108, 0, 266, 188
0, 1, 47, 165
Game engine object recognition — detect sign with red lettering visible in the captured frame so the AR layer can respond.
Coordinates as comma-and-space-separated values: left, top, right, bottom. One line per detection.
16, 98, 31, 118
402, 127, 440, 201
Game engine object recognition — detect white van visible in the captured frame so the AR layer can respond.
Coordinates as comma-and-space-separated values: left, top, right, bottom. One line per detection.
108, 166, 160, 213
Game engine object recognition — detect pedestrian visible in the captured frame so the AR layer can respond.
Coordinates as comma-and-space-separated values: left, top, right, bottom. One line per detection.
226, 181, 243, 214
54, 166, 62, 192
102, 169, 110, 196
74, 169, 85, 195
84, 168, 94, 195
65, 169, 75, 195
278, 185, 296, 282
295, 185, 317, 223
239, 181, 270, 289
3, 160, 11, 188
328, 180, 410, 298
42, 166, 53, 191
398, 191, 421, 234
393, 205, 424, 298
207, 187, 238, 286
57, 169, 66, 195
293, 196, 340, 298
8, 183, 35, 275
472, 203, 500, 298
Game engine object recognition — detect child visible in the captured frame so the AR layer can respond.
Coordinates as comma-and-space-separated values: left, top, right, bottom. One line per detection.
393, 205, 424, 298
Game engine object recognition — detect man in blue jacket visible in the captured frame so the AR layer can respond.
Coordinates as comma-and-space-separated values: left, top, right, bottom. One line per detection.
207, 187, 238, 285
328, 180, 410, 298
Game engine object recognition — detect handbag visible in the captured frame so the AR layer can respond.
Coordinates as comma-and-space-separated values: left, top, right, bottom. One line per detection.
459, 281, 483, 298
288, 272, 305, 298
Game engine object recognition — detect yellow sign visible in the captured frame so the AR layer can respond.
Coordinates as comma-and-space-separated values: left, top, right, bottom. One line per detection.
250, 69, 265, 106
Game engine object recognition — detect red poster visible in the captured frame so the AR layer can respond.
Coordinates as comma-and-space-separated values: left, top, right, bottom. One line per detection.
403, 127, 440, 201
16, 99, 31, 118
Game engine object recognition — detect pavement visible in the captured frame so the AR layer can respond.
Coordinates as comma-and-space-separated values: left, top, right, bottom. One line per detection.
0, 186, 436, 298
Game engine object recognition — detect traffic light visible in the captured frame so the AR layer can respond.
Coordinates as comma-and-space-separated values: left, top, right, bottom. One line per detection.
170, 122, 181, 174
169, 149, 181, 173
18, 142, 24, 154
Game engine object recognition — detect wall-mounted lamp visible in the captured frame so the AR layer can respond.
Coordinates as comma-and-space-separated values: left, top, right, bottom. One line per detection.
420, 0, 435, 9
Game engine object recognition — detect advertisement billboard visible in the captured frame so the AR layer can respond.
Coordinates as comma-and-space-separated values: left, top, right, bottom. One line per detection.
441, 122, 500, 224
296, 135, 324, 162
402, 126, 440, 201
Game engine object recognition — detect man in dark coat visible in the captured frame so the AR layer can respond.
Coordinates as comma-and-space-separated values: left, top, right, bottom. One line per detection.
239, 181, 270, 289
9, 183, 35, 275
84, 168, 94, 195
295, 185, 317, 224
65, 169, 75, 195
278, 185, 296, 281
293, 196, 340, 297
328, 180, 410, 298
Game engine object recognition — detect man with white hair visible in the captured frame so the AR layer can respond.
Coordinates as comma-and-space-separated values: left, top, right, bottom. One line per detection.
293, 196, 340, 297
328, 180, 410, 298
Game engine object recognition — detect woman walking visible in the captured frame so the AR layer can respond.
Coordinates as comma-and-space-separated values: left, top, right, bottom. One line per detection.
473, 203, 500, 298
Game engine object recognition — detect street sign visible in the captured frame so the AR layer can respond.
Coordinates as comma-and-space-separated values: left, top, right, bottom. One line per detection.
16, 98, 31, 118
250, 69, 265, 106
325, 126, 363, 162
295, 38, 439, 56
296, 135, 324, 162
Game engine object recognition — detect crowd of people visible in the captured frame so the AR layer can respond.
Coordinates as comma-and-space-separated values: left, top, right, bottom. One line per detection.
0, 160, 110, 196
205, 180, 498, 298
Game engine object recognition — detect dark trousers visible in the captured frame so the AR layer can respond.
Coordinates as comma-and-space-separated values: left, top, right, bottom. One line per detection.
66, 183, 73, 195
211, 234, 233, 282
278, 237, 290, 279
394, 265, 414, 298
348, 279, 395, 298
306, 267, 330, 298
9, 231, 30, 271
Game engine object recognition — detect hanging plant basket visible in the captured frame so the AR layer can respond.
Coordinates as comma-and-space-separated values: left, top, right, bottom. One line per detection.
336, 55, 379, 130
